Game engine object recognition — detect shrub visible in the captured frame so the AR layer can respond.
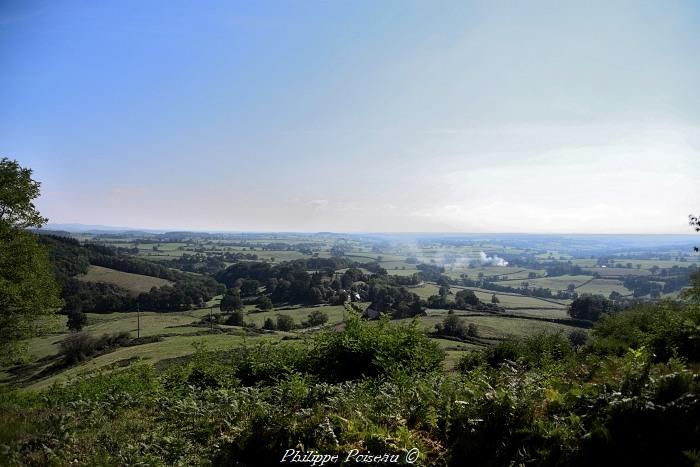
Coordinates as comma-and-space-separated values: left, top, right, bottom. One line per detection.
310, 313, 444, 382
435, 314, 465, 337
263, 317, 276, 330
458, 351, 486, 371
568, 329, 588, 347
568, 295, 618, 321
482, 333, 574, 369
257, 296, 273, 311
6, 300, 700, 466
67, 310, 87, 332
305, 310, 328, 327
59, 331, 131, 364
276, 314, 295, 331
591, 301, 700, 362
435, 315, 478, 339
231, 341, 309, 385
226, 310, 246, 326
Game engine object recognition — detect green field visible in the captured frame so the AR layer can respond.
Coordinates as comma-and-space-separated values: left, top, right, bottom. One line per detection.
409, 283, 569, 311
3, 307, 282, 390
455, 286, 569, 309
575, 278, 632, 297
496, 274, 593, 291
79, 265, 172, 293
28, 333, 260, 390
242, 304, 352, 328
6, 303, 360, 390
417, 309, 583, 340
582, 267, 650, 277
5, 298, 582, 391
8, 230, 695, 398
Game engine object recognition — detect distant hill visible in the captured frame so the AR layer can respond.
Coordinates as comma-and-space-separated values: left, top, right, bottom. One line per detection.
45, 223, 166, 234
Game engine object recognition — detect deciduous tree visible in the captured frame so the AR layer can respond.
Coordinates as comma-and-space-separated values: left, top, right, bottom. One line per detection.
0, 158, 61, 363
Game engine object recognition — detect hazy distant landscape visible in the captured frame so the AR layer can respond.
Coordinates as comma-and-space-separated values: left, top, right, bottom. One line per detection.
5, 228, 699, 391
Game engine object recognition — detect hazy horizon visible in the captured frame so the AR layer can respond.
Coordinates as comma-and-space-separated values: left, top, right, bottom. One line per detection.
42, 222, 700, 238
3, 1, 700, 233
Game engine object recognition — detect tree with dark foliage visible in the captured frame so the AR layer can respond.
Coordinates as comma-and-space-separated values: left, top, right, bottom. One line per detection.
306, 309, 329, 327
0, 158, 61, 363
220, 288, 243, 312
276, 314, 295, 331
568, 295, 618, 321
67, 310, 88, 332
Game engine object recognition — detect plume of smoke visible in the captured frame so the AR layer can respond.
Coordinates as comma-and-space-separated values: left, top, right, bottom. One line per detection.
479, 251, 508, 266
398, 242, 508, 269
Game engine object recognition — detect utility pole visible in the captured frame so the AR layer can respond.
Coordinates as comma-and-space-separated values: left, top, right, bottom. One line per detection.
137, 302, 140, 339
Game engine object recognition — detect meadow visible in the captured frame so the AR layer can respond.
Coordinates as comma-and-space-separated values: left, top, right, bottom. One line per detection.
79, 265, 172, 294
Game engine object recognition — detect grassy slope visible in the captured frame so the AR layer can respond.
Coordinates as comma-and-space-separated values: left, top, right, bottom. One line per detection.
5, 297, 583, 391
417, 309, 582, 340
243, 304, 351, 328
78, 265, 172, 294
496, 274, 593, 291
7, 304, 354, 390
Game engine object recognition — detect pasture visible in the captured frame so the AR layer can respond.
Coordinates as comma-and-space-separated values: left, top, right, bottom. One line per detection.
416, 309, 583, 340
496, 274, 594, 291
582, 267, 650, 277
5, 307, 284, 390
79, 265, 172, 293
242, 304, 351, 328
28, 333, 262, 390
575, 278, 632, 297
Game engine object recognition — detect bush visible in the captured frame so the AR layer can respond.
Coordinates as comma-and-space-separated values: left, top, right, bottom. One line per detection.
457, 351, 486, 371
257, 296, 273, 311
435, 315, 478, 339
568, 329, 588, 347
435, 314, 464, 337
310, 313, 444, 382
67, 310, 87, 332
305, 310, 328, 327
226, 310, 246, 326
568, 295, 618, 321
263, 317, 276, 330
479, 333, 574, 369
59, 331, 131, 364
591, 301, 700, 362
276, 314, 295, 331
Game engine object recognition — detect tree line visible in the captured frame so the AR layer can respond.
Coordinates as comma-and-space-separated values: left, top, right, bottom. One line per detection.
40, 235, 224, 318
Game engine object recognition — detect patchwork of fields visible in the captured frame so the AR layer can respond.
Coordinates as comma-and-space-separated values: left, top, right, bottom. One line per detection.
6, 232, 698, 393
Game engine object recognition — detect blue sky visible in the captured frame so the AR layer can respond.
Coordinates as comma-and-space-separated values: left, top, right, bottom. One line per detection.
2, 1, 699, 233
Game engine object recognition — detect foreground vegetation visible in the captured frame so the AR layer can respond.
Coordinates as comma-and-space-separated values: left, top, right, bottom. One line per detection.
2, 302, 700, 466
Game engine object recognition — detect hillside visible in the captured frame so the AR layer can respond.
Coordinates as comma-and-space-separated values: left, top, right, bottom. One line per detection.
78, 265, 172, 294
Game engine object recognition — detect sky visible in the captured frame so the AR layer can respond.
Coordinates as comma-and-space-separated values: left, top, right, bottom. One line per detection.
1, 0, 699, 233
